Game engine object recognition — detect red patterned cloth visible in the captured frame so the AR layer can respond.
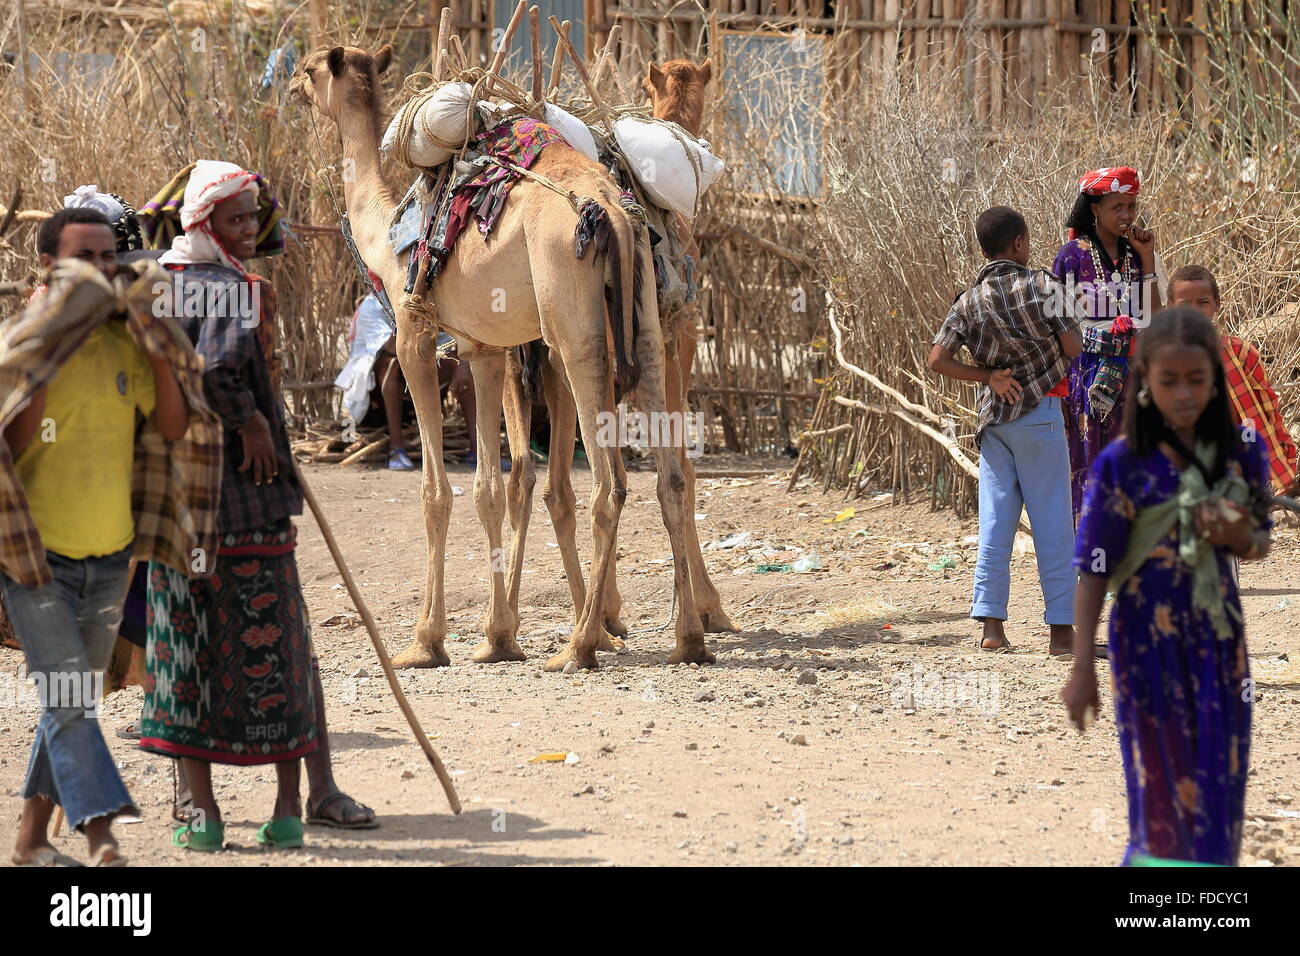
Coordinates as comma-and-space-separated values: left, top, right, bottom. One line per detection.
1079, 166, 1140, 196
1222, 335, 1298, 493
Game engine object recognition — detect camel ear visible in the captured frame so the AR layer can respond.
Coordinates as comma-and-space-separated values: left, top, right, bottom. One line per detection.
698, 59, 713, 85
373, 44, 393, 75
327, 46, 346, 77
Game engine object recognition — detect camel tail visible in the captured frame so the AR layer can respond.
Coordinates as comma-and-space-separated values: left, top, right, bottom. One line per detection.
575, 199, 642, 400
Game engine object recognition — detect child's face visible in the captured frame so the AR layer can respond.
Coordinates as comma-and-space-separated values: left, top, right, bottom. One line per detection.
1144, 343, 1215, 433
1169, 279, 1219, 320
1094, 193, 1138, 238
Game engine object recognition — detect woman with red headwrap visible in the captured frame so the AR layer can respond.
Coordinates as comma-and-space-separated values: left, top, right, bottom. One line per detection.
1052, 167, 1163, 521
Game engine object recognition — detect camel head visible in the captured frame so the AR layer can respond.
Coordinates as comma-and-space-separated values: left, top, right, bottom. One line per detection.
642, 58, 712, 137
289, 43, 393, 123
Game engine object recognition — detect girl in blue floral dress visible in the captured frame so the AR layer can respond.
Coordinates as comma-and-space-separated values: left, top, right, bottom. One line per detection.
1062, 307, 1272, 866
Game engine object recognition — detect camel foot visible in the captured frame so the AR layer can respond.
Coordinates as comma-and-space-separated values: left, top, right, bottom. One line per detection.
544, 646, 599, 673
602, 614, 629, 637
392, 641, 451, 669
471, 640, 527, 663
667, 642, 716, 666
699, 607, 740, 634
596, 632, 626, 653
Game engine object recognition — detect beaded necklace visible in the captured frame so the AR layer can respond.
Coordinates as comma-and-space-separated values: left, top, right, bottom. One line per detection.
1086, 234, 1138, 318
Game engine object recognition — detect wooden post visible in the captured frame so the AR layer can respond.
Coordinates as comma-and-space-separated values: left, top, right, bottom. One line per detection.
1115, 0, 1131, 104
1191, 0, 1209, 129
15, 0, 31, 117
310, 0, 328, 50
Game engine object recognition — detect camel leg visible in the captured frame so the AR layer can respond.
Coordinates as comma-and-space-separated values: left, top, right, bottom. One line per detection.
540, 351, 585, 610
541, 350, 626, 672
500, 349, 535, 659
633, 311, 710, 665
542, 351, 625, 653
670, 322, 737, 633
469, 352, 525, 663
393, 332, 452, 668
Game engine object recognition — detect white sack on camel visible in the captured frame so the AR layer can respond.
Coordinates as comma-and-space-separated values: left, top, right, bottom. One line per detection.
613, 117, 724, 219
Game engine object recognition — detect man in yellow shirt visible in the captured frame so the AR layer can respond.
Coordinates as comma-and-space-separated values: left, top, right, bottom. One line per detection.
1, 207, 189, 866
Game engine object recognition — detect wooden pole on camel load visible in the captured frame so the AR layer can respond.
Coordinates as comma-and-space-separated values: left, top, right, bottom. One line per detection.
589, 23, 622, 91
434, 4, 453, 80
529, 6, 543, 104
487, 0, 529, 93
547, 20, 571, 100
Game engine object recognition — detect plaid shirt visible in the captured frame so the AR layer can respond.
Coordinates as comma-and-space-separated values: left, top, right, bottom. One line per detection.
1222, 334, 1297, 493
933, 259, 1077, 445
161, 262, 302, 534
0, 259, 222, 588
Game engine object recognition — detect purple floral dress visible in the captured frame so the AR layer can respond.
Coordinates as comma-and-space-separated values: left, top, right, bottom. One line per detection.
1075, 436, 1269, 866
1052, 235, 1149, 521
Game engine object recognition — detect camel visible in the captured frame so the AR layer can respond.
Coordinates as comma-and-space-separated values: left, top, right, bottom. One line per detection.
290, 44, 715, 670
498, 57, 737, 653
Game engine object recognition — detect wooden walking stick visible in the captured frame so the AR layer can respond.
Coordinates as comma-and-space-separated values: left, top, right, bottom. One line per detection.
295, 463, 462, 814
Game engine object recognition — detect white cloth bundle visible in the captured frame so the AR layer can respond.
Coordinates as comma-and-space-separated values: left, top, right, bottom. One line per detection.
613, 117, 724, 219
542, 104, 599, 163
383, 81, 477, 168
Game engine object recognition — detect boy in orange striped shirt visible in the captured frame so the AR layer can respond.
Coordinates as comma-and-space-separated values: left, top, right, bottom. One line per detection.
1169, 264, 1298, 496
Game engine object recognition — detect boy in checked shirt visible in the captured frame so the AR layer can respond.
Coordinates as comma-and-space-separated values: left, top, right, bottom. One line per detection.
928, 206, 1084, 656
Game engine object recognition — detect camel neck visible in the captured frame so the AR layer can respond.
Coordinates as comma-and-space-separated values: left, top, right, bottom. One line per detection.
655, 93, 703, 136
334, 104, 400, 290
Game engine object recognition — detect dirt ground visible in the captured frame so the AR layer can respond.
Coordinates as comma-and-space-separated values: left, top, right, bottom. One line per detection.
2, 454, 1298, 867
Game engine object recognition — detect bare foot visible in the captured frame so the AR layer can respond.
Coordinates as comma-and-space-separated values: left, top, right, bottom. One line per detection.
392, 640, 451, 669
1049, 624, 1075, 657
667, 642, 716, 665
979, 618, 1011, 651
544, 645, 598, 672
471, 640, 527, 663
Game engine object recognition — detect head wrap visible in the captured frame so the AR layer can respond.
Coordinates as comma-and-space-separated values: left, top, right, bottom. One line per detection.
1078, 166, 1140, 197
140, 160, 284, 267
62, 184, 144, 253
153, 161, 262, 276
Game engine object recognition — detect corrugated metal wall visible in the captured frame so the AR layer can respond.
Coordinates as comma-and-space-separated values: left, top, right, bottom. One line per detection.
492, 0, 585, 77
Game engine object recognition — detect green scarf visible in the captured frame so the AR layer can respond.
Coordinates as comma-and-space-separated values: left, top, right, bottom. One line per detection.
1106, 441, 1249, 639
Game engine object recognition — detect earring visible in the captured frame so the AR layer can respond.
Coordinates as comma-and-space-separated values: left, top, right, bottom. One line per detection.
1137, 384, 1152, 407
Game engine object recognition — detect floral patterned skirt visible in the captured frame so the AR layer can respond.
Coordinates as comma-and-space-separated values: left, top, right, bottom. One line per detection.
139, 519, 318, 765
1065, 352, 1126, 522
1109, 547, 1251, 866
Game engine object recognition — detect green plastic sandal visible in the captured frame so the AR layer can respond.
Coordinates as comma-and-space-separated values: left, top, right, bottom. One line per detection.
256, 816, 304, 848
172, 820, 224, 852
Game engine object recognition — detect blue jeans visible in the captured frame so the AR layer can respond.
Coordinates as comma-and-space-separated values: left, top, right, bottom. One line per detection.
972, 397, 1075, 625
1, 547, 137, 829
